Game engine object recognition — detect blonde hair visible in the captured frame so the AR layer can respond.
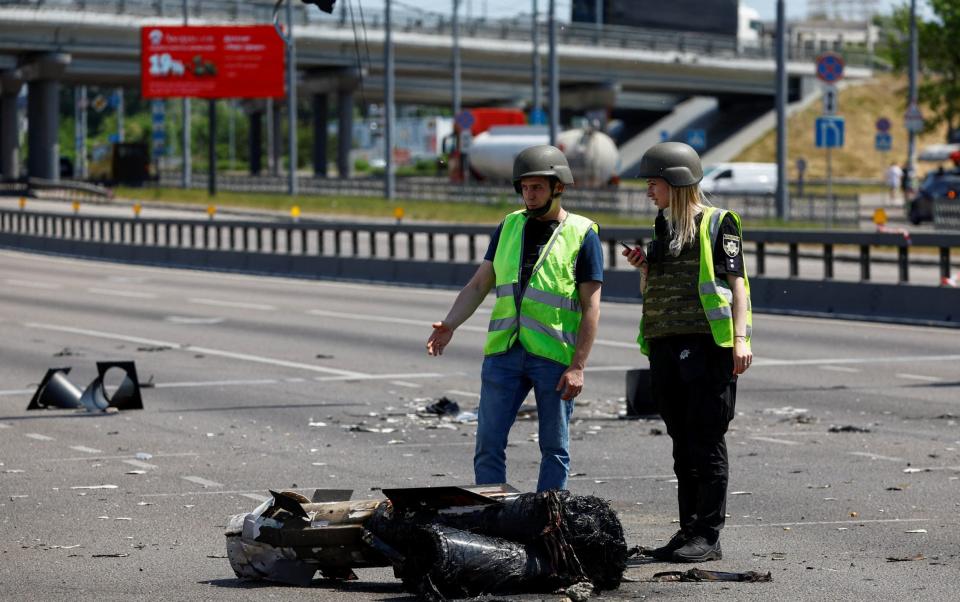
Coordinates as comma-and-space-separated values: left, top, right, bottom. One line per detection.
665, 184, 711, 256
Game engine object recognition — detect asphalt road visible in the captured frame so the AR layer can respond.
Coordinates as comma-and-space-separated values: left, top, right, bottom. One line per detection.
1, 248, 958, 601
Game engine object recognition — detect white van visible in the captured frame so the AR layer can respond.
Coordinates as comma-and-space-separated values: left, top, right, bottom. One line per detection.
700, 162, 777, 195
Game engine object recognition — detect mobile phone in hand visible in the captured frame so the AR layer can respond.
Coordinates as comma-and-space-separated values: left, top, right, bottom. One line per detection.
619, 241, 647, 263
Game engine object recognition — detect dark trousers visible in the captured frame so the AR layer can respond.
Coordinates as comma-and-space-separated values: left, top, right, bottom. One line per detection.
650, 334, 737, 542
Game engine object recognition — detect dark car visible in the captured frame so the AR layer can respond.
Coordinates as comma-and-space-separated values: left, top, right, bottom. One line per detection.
908, 170, 960, 224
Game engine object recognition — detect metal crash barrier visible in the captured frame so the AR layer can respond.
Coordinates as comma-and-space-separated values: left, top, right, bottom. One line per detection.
1, 208, 958, 326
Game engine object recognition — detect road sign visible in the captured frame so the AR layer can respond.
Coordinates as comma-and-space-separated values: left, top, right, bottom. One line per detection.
875, 132, 892, 152
876, 117, 891, 132
91, 94, 107, 112
529, 107, 546, 125
822, 85, 838, 115
686, 129, 706, 151
796, 157, 807, 173
904, 104, 924, 133
815, 116, 845, 148
454, 110, 475, 131
816, 52, 845, 84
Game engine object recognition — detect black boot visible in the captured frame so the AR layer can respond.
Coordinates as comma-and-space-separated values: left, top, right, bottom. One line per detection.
672, 535, 722, 562
648, 530, 691, 561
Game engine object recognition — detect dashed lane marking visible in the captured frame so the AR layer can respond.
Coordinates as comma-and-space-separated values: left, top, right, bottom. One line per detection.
447, 390, 480, 398
849, 451, 905, 462
123, 459, 158, 470
314, 372, 449, 383
70, 446, 103, 454
42, 452, 199, 462
0, 389, 34, 396
0, 423, 11, 429
727, 518, 931, 529
188, 298, 276, 311
895, 373, 942, 382
567, 474, 675, 481
86, 288, 157, 299
139, 488, 313, 498
756, 354, 960, 367
749, 436, 800, 446
181, 476, 223, 488
153, 379, 279, 389
390, 381, 421, 388
25, 433, 54, 441
818, 365, 861, 373
240, 493, 271, 502
5, 279, 61, 289
24, 323, 367, 378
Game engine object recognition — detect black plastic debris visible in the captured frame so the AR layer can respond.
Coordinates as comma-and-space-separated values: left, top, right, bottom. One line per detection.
828, 425, 871, 433
224, 485, 628, 598
651, 568, 773, 582
26, 368, 84, 410
425, 397, 460, 416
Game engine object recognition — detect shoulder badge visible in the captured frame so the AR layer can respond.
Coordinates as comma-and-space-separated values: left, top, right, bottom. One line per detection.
722, 234, 740, 258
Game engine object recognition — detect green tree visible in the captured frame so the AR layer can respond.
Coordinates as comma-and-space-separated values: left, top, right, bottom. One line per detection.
877, 1, 960, 140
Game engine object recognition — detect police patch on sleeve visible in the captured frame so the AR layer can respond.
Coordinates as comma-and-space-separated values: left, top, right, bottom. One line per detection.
722, 234, 741, 258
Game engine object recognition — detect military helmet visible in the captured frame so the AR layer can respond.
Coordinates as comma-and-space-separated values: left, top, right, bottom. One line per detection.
636, 142, 703, 187
512, 145, 574, 193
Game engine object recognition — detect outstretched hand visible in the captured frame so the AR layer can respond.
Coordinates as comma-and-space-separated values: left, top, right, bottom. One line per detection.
426, 321, 454, 356
556, 367, 584, 401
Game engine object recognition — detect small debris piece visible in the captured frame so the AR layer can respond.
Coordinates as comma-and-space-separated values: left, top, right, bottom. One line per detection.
70, 485, 118, 490
649, 428, 664, 436
134, 452, 153, 461
651, 569, 772, 583
424, 397, 460, 416
730, 491, 752, 496
566, 581, 595, 601
886, 553, 925, 562
903, 468, 929, 474
53, 347, 82, 357
905, 529, 927, 534
315, 354, 334, 359
886, 486, 904, 491
92, 553, 129, 558
126, 470, 146, 475
828, 425, 871, 433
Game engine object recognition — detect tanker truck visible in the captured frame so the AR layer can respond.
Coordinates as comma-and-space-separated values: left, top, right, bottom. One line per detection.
464, 125, 620, 188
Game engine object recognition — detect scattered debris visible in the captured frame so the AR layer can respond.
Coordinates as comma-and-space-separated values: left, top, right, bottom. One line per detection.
903, 468, 929, 474
886, 553, 925, 562
828, 425, 871, 433
136, 345, 172, 353
885, 486, 905, 491
92, 553, 129, 558
71, 485, 118, 490
424, 397, 460, 416
26, 362, 144, 412
649, 428, 664, 436
565, 581, 595, 601
763, 406, 808, 418
905, 529, 928, 534
730, 491, 752, 496
53, 347, 83, 357
650, 569, 772, 583
315, 353, 334, 359
135, 452, 153, 461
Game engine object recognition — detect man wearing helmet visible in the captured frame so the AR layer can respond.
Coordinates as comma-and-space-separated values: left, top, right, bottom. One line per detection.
426, 144, 604, 493
622, 142, 753, 563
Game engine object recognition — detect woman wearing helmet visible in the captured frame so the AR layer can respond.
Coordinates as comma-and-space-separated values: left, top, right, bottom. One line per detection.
623, 142, 753, 562
426, 145, 604, 493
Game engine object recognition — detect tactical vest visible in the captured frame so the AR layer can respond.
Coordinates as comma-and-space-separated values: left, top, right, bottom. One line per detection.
638, 206, 752, 356
485, 210, 597, 365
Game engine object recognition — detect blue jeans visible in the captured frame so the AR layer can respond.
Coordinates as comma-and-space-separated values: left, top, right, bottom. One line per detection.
475, 343, 575, 492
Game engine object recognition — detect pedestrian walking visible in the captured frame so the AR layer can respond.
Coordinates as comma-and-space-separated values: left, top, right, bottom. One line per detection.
885, 163, 903, 201
426, 145, 603, 492
622, 142, 753, 562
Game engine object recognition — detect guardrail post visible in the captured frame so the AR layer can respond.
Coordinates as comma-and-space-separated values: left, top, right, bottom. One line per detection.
407, 232, 415, 259
940, 247, 951, 280
859, 245, 871, 281
756, 242, 766, 275
388, 231, 396, 258
299, 229, 306, 255
98, 220, 104, 241
469, 234, 476, 262
255, 227, 262, 252
69, 216, 75, 239
788, 243, 799, 277
898, 246, 909, 283
351, 230, 359, 257
823, 243, 834, 279
317, 229, 324, 255
608, 239, 617, 268
334, 229, 342, 255
369, 230, 377, 257
447, 233, 455, 261
270, 228, 278, 253
428, 233, 435, 260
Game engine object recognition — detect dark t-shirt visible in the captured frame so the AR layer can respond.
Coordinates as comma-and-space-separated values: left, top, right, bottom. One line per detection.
484, 218, 604, 290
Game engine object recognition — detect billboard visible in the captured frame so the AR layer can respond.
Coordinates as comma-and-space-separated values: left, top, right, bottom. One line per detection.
141, 25, 285, 99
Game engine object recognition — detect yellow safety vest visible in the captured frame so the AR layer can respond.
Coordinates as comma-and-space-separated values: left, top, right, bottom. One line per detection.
485, 210, 597, 365
638, 206, 752, 355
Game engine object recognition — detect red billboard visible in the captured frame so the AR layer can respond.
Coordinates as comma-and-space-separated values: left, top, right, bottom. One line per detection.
141, 25, 285, 99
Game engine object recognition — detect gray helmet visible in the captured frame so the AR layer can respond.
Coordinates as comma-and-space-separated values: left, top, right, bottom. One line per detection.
636, 142, 703, 187
512, 145, 574, 193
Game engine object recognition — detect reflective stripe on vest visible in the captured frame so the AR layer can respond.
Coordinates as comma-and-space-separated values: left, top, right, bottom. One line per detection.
637, 206, 752, 356
485, 210, 596, 365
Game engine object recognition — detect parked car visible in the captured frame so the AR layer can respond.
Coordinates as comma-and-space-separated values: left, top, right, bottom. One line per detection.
700, 162, 776, 195
908, 169, 960, 224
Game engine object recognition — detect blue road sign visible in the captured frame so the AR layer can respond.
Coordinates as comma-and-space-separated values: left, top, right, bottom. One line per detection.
686, 129, 707, 151
875, 132, 892, 152
108, 133, 120, 144
816, 53, 845, 83
529, 108, 547, 125
876, 117, 891, 133
454, 110, 475, 131
815, 116, 845, 148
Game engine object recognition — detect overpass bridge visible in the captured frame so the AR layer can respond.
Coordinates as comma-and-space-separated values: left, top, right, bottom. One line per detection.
0, 0, 873, 181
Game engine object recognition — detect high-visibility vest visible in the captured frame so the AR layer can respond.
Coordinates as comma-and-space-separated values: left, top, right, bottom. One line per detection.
638, 206, 752, 355
485, 210, 597, 365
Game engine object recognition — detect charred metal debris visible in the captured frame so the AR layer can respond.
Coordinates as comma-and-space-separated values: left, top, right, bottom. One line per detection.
225, 485, 628, 599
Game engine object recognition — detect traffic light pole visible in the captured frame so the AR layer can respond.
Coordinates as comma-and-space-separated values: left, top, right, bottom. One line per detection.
775, 0, 789, 220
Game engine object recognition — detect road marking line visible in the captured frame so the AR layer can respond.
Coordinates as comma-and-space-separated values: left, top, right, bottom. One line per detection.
154, 379, 279, 389
123, 459, 158, 470
818, 365, 861, 373
87, 288, 157, 299
895, 373, 942, 382
165, 316, 225, 325
727, 518, 931, 529
0, 389, 35, 396
567, 474, 675, 481
390, 381, 421, 388
25, 433, 54, 441
4, 278, 61, 289
749, 436, 800, 446
447, 390, 480, 398
314, 372, 447, 382
24, 323, 366, 378
756, 354, 960, 367
849, 452, 905, 462
42, 453, 199, 462
188, 298, 276, 311
585, 365, 639, 372
139, 488, 311, 498
70, 446, 103, 454
0, 423, 10, 429
240, 493, 271, 502
375, 442, 475, 448
182, 476, 223, 488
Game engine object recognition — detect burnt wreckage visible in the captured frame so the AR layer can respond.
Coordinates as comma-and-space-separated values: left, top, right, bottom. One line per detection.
225, 485, 628, 598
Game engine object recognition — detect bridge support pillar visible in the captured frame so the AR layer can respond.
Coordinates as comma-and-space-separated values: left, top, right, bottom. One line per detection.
312, 92, 328, 178
0, 71, 23, 181
21, 53, 70, 181
337, 88, 353, 179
